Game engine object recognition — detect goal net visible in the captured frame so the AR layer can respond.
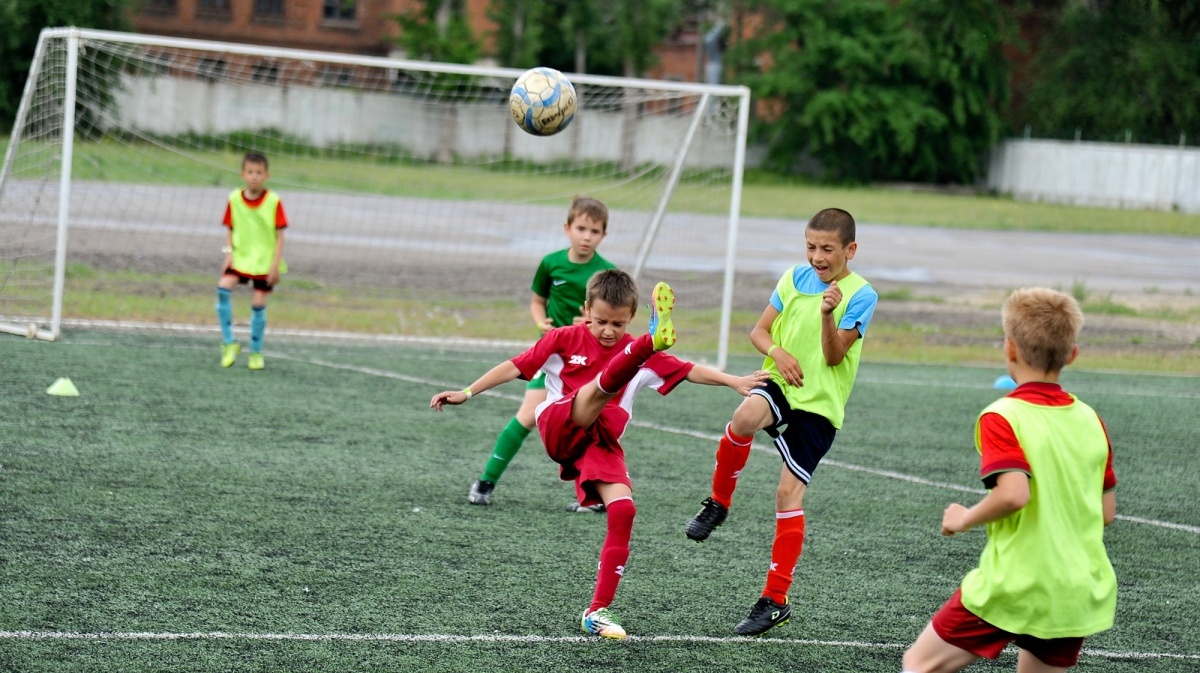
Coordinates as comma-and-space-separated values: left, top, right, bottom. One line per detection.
0, 28, 751, 367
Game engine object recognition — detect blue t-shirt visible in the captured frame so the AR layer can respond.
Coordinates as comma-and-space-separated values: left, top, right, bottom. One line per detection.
770, 265, 877, 337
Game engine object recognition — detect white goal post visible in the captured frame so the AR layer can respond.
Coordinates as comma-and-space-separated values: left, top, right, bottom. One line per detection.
0, 27, 751, 367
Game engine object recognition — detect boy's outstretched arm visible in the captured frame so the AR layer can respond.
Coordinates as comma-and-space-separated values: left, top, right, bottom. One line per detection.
941, 470, 1030, 536
685, 365, 770, 396
430, 361, 522, 411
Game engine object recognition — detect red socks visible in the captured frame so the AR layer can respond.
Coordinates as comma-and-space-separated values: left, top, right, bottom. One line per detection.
711, 423, 753, 508
764, 509, 805, 604
588, 497, 636, 612
597, 334, 655, 394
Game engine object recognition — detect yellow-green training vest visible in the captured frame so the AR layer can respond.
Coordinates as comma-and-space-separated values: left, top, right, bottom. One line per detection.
961, 395, 1117, 638
763, 267, 868, 429
229, 189, 287, 277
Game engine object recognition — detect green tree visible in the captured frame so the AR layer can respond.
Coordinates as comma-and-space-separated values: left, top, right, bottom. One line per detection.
487, 0, 684, 77
1020, 0, 1200, 144
0, 0, 130, 128
389, 0, 481, 65
729, 0, 1012, 183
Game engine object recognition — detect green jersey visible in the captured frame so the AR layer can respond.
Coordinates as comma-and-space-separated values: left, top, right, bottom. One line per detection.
530, 249, 615, 329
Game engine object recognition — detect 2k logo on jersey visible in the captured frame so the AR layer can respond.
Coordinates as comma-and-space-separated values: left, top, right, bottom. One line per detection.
569, 355, 588, 366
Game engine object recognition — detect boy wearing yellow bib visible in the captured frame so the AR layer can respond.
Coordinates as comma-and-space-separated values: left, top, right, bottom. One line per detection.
902, 287, 1117, 673
216, 152, 288, 371
685, 208, 878, 635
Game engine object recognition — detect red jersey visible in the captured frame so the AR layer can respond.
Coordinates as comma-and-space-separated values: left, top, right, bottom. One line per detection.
979, 381, 1117, 490
511, 323, 694, 437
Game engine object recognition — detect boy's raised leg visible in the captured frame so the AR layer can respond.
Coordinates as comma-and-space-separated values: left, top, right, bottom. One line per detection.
595, 282, 676, 395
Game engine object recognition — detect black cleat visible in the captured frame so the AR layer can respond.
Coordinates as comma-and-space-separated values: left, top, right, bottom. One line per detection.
468, 479, 495, 505
734, 596, 791, 636
686, 497, 728, 541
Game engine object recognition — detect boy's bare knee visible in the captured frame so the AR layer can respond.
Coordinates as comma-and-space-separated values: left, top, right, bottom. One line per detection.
730, 395, 772, 436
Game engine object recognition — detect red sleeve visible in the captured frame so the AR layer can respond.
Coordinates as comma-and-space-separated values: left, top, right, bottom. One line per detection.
1099, 416, 1117, 490
978, 411, 1031, 488
510, 331, 557, 380
642, 352, 695, 395
222, 203, 233, 228
275, 200, 288, 229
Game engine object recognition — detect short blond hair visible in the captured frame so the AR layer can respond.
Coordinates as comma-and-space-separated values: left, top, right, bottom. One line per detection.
1002, 287, 1083, 373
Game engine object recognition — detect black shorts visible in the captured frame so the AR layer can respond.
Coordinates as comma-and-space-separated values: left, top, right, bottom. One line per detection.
750, 379, 836, 484
223, 268, 274, 292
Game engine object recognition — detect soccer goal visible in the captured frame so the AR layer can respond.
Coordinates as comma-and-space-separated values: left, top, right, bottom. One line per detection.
0, 27, 751, 367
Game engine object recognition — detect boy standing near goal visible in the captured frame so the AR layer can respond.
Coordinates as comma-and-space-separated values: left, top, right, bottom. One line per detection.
431, 271, 768, 639
902, 287, 1117, 673
467, 196, 615, 510
683, 207, 878, 635
216, 152, 287, 371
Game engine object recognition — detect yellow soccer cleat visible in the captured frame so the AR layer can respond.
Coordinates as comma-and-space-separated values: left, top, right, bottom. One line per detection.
648, 281, 676, 351
247, 353, 265, 370
220, 342, 241, 368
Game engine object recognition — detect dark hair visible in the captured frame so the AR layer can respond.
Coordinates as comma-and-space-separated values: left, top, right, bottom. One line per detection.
807, 208, 856, 246
567, 196, 608, 233
585, 269, 639, 314
242, 152, 269, 170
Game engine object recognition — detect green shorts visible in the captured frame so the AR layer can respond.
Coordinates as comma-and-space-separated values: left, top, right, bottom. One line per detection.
525, 370, 547, 391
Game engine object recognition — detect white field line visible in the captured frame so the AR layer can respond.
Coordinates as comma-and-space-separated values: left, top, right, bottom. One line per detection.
0, 628, 1195, 657
0, 631, 1196, 661
291, 356, 1200, 536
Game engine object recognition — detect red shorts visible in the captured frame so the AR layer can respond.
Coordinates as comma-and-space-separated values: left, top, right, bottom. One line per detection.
932, 588, 1085, 668
537, 394, 632, 508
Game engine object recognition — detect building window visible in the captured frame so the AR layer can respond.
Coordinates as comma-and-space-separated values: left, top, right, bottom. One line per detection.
140, 0, 177, 15
198, 57, 227, 82
253, 62, 280, 84
197, 0, 231, 19
254, 0, 284, 18
323, 0, 355, 20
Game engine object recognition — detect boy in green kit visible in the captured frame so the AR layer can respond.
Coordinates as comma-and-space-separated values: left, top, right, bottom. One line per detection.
467, 196, 614, 509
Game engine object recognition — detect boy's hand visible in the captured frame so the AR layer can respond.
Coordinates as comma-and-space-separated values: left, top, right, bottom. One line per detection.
732, 370, 770, 396
267, 268, 280, 285
941, 503, 970, 536
430, 390, 469, 410
537, 317, 555, 332
771, 347, 804, 387
821, 280, 842, 315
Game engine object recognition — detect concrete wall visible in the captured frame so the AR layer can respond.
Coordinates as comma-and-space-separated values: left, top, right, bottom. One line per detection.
987, 138, 1200, 213
113, 75, 740, 168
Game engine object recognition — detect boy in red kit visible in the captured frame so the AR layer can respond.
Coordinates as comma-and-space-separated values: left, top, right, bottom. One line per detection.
431, 270, 767, 639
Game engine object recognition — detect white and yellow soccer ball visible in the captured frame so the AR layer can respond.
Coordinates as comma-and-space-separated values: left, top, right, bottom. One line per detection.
509, 67, 577, 137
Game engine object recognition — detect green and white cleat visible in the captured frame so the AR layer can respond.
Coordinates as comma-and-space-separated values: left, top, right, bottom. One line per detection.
648, 281, 676, 352
247, 353, 265, 370
220, 342, 241, 368
582, 607, 627, 639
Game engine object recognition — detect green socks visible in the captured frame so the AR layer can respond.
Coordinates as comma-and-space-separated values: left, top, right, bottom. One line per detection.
481, 417, 533, 483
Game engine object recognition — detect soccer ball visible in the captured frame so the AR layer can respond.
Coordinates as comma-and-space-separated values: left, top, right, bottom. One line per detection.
509, 67, 577, 137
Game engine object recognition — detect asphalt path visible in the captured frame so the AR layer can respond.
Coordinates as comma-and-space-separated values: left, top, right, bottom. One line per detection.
5, 181, 1198, 298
